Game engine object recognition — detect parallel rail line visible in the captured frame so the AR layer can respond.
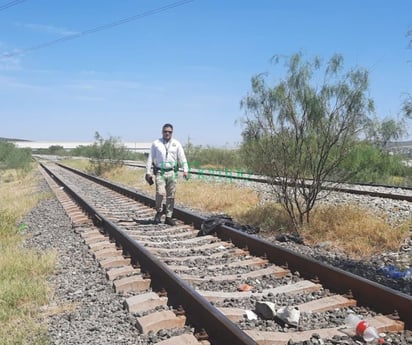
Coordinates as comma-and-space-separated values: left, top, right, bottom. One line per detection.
124, 161, 412, 202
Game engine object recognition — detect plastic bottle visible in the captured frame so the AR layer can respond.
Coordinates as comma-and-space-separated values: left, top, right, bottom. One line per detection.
345, 314, 380, 342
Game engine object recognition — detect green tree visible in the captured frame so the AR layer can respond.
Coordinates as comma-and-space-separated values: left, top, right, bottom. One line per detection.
402, 97, 412, 119
87, 132, 128, 175
402, 28, 412, 120
48, 145, 66, 155
366, 117, 407, 148
340, 141, 408, 184
240, 53, 374, 231
70, 145, 95, 157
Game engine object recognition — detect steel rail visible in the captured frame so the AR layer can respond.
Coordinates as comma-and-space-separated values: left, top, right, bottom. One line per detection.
124, 161, 412, 201
41, 163, 257, 345
56, 162, 412, 329
216, 226, 412, 328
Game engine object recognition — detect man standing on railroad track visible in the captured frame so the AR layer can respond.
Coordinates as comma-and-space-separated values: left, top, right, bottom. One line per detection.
145, 123, 188, 225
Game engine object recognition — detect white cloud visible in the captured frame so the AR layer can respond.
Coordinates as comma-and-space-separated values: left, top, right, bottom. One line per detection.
15, 22, 78, 36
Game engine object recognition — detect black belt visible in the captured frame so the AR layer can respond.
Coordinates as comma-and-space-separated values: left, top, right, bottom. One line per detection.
155, 166, 175, 172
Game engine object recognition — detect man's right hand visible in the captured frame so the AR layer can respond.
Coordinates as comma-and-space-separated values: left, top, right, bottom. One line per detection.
145, 174, 154, 185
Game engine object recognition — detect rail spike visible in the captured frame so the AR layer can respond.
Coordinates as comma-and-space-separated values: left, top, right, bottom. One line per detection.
195, 328, 209, 341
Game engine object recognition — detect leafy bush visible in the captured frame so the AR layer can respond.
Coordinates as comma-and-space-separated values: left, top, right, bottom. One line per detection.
339, 142, 409, 185
70, 141, 145, 162
70, 145, 95, 157
86, 132, 129, 176
0, 142, 32, 171
184, 143, 244, 170
35, 145, 68, 156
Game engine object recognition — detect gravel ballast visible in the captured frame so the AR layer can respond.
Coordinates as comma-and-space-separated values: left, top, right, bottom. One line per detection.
23, 182, 141, 344
21, 172, 411, 344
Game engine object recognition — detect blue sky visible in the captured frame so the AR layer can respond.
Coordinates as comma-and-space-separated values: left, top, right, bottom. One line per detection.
1, 0, 411, 147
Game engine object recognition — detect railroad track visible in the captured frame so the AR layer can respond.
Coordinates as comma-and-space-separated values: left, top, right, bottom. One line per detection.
39, 162, 411, 345
124, 160, 412, 202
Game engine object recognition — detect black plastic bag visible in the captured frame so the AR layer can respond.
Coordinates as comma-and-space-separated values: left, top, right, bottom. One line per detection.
199, 215, 259, 236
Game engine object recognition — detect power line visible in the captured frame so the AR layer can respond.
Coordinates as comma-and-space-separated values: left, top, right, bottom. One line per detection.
1, 0, 194, 59
0, 0, 27, 12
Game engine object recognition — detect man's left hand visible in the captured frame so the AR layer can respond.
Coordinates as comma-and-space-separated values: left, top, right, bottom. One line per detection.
145, 173, 154, 185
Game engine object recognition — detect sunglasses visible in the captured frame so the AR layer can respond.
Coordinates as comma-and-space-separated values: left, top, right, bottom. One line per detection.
163, 130, 173, 133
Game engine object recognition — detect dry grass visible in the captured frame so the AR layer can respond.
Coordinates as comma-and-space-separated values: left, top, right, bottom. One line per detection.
100, 164, 260, 217
236, 202, 294, 232
0, 164, 56, 344
0, 168, 51, 216
59, 158, 89, 172
302, 204, 411, 258
176, 179, 259, 217
61, 159, 411, 259
0, 319, 50, 345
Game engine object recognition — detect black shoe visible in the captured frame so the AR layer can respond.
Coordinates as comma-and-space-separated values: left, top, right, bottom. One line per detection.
153, 212, 162, 224
164, 217, 176, 226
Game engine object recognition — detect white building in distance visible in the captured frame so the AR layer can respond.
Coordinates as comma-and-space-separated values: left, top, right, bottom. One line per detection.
10, 141, 152, 154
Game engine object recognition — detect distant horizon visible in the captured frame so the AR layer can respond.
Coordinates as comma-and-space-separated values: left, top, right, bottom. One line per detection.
3, 137, 412, 148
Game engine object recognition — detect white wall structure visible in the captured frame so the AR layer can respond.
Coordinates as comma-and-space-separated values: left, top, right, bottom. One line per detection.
10, 141, 152, 154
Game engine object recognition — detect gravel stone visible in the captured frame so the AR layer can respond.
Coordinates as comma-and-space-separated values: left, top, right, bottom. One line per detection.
22, 179, 142, 345
19, 170, 411, 344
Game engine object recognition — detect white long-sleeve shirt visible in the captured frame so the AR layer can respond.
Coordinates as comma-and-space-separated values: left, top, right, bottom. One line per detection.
146, 137, 188, 174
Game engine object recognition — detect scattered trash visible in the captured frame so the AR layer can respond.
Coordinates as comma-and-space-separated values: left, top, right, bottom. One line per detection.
381, 265, 412, 281
244, 310, 258, 321
254, 301, 300, 326
276, 306, 300, 326
345, 314, 381, 343
237, 283, 253, 292
255, 301, 277, 319
199, 215, 259, 236
275, 233, 304, 244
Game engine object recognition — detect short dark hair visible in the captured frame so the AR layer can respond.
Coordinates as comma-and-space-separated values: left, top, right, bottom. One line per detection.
162, 123, 173, 131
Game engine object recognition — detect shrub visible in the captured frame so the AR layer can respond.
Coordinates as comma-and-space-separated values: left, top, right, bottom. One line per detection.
0, 142, 32, 172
